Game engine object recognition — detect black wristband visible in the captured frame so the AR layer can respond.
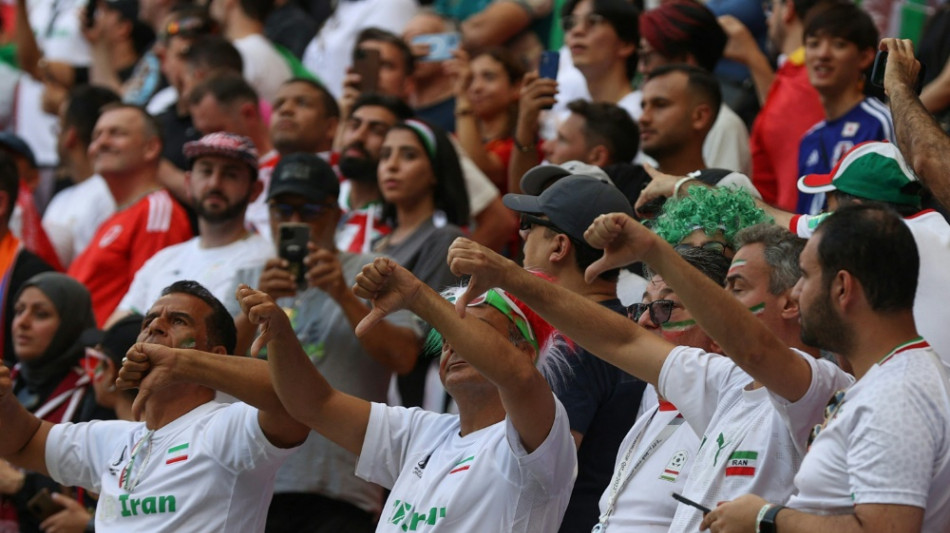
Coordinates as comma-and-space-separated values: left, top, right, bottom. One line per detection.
758, 504, 785, 533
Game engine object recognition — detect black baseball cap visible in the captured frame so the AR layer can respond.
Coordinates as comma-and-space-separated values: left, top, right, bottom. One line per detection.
267, 153, 340, 202
503, 175, 633, 242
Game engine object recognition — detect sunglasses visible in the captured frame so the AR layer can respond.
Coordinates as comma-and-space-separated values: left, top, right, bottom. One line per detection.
674, 241, 734, 256
627, 299, 675, 325
519, 214, 562, 233
161, 16, 212, 41
807, 389, 847, 448
269, 202, 334, 222
561, 12, 608, 32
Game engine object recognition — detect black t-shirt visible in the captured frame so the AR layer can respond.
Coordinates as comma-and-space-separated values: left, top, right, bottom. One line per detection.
157, 105, 200, 170
552, 298, 647, 533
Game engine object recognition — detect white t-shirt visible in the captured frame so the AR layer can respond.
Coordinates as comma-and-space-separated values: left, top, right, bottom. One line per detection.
767, 352, 854, 456
301, 0, 419, 100
596, 401, 700, 532
356, 397, 577, 533
42, 174, 116, 267
658, 346, 802, 533
783, 341, 950, 532
791, 210, 950, 365
46, 402, 297, 532
16, 0, 92, 167
703, 104, 751, 175
117, 233, 273, 315
233, 34, 293, 104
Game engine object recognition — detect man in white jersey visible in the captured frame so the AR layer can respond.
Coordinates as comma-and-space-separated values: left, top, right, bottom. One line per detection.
593, 246, 725, 532
236, 256, 577, 532
564, 203, 949, 532
633, 140, 950, 365
0, 281, 307, 532
109, 132, 272, 325
694, 204, 950, 532
446, 223, 819, 532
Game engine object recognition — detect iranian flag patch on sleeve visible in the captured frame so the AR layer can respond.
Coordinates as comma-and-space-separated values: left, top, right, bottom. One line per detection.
724, 451, 757, 476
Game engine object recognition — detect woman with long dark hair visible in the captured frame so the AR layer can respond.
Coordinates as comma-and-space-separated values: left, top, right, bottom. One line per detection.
374, 118, 470, 409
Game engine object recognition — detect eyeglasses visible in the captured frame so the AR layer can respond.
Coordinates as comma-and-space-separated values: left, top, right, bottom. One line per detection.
82, 346, 110, 382
627, 299, 676, 325
519, 214, 562, 233
561, 12, 608, 32
807, 389, 847, 448
674, 241, 733, 256
269, 202, 334, 221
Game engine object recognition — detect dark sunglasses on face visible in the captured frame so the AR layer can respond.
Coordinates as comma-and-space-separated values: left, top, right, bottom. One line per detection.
269, 202, 333, 221
561, 12, 607, 32
627, 299, 675, 325
519, 213, 562, 233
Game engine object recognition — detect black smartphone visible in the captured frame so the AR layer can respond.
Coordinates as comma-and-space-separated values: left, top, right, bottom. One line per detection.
27, 488, 65, 521
672, 492, 711, 514
278, 223, 310, 290
84, 0, 98, 29
353, 48, 381, 94
871, 50, 927, 94
870, 51, 888, 87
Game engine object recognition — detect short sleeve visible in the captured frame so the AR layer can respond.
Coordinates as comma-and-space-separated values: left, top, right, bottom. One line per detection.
658, 346, 746, 436
502, 396, 576, 500
768, 352, 854, 455
356, 403, 446, 489
46, 420, 135, 492
204, 403, 297, 473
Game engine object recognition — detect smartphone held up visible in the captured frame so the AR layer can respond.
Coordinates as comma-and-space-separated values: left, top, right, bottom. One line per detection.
278, 223, 310, 291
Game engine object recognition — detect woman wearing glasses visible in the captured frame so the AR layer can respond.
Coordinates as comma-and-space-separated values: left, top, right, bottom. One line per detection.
1, 273, 113, 532
374, 119, 469, 409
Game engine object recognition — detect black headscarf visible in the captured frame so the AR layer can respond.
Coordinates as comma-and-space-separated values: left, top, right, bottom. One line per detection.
13, 273, 95, 400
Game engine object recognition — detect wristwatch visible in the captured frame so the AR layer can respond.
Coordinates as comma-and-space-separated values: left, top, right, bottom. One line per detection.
757, 504, 785, 533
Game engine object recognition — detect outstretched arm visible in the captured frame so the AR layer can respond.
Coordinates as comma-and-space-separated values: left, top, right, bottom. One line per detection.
446, 237, 673, 387
635, 164, 794, 228
0, 366, 52, 476
881, 38, 950, 208
354, 257, 554, 452
118, 343, 309, 449
584, 213, 812, 401
240, 286, 372, 455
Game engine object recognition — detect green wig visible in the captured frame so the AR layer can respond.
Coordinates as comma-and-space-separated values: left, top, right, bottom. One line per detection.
652, 186, 773, 246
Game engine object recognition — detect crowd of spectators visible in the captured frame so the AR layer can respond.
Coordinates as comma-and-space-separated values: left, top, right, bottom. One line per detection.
1, 0, 950, 531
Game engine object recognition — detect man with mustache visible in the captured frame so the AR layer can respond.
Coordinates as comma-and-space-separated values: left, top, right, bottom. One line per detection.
106, 132, 272, 327
335, 94, 413, 254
